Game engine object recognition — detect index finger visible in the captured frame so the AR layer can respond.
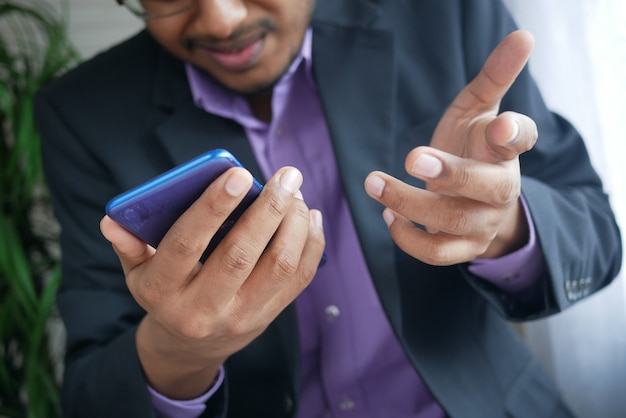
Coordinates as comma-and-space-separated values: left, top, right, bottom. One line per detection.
151, 167, 254, 282
454, 30, 535, 112
407, 148, 521, 206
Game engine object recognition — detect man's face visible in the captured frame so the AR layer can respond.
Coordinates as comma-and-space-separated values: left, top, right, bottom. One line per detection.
145, 0, 315, 95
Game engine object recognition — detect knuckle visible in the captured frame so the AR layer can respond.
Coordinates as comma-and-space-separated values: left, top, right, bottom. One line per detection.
169, 230, 204, 257
221, 317, 247, 337
178, 316, 209, 340
222, 308, 260, 338
221, 243, 254, 274
452, 208, 471, 232
423, 242, 454, 266
201, 196, 233, 219
292, 199, 311, 220
451, 167, 472, 190
264, 246, 300, 285
129, 274, 168, 307
266, 194, 288, 220
494, 175, 519, 205
440, 207, 471, 234
273, 252, 299, 278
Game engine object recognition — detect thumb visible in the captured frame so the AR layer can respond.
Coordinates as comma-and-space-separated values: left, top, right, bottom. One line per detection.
486, 111, 538, 162
100, 215, 155, 275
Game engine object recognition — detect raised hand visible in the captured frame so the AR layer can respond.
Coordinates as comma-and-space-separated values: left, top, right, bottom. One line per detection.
365, 30, 537, 265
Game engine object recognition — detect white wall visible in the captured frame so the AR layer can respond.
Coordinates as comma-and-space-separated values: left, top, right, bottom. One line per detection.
65, 0, 142, 59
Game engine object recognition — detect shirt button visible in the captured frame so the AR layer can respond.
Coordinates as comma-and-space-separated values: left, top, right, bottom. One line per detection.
284, 393, 294, 413
339, 396, 355, 411
324, 305, 340, 321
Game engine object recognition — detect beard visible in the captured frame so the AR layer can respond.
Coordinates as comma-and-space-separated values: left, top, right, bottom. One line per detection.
186, 41, 301, 98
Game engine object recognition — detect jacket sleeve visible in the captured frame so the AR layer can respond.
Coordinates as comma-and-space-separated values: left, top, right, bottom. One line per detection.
458, 0, 623, 320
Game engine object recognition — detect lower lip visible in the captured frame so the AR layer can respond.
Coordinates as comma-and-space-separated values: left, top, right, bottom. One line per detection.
203, 38, 263, 71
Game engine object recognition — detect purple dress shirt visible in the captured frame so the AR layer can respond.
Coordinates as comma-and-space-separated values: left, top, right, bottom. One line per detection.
149, 29, 544, 418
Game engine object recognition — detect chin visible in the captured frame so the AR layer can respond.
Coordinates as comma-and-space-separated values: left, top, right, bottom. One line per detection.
204, 44, 300, 96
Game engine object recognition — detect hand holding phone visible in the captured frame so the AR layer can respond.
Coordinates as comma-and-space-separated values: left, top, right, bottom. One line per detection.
100, 159, 326, 402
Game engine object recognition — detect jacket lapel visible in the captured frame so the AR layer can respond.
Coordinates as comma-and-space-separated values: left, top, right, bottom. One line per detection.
311, 2, 402, 329
154, 102, 265, 181
151, 49, 264, 180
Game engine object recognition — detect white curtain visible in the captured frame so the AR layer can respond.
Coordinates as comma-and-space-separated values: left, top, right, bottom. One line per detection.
504, 1, 626, 417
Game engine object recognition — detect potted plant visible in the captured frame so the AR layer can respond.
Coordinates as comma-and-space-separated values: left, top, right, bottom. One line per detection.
0, 1, 79, 416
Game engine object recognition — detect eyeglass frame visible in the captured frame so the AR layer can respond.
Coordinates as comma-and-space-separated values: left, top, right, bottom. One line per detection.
116, 0, 195, 20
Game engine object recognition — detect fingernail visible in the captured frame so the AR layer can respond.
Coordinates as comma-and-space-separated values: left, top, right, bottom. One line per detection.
225, 172, 250, 196
280, 168, 302, 193
411, 154, 442, 178
383, 208, 395, 226
507, 121, 520, 144
295, 190, 304, 200
311, 210, 323, 229
365, 175, 386, 198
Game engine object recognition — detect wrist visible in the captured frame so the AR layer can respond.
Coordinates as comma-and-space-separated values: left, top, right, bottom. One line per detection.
483, 199, 529, 259
136, 315, 224, 400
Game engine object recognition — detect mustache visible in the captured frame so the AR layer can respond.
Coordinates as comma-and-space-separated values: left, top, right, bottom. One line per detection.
184, 18, 276, 51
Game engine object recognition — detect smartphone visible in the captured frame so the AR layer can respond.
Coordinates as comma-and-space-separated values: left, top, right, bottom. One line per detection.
105, 149, 263, 259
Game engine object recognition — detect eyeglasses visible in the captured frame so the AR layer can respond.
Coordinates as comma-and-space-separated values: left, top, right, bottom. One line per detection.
116, 0, 195, 20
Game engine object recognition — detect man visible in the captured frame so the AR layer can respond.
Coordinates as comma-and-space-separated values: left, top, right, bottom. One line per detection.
34, 0, 622, 417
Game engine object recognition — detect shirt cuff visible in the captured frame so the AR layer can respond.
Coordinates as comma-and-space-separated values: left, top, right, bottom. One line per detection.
468, 196, 545, 294
147, 366, 225, 418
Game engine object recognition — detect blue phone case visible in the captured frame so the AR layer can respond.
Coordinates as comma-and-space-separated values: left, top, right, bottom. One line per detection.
105, 149, 263, 258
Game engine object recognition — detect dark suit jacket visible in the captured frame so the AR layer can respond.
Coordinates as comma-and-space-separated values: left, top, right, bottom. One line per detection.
34, 0, 622, 417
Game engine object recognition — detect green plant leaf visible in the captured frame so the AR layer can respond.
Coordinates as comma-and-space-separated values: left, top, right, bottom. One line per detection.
1, 1, 78, 416
0, 218, 38, 316
26, 266, 61, 399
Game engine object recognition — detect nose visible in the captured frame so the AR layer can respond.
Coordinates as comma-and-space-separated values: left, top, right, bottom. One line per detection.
194, 0, 248, 39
